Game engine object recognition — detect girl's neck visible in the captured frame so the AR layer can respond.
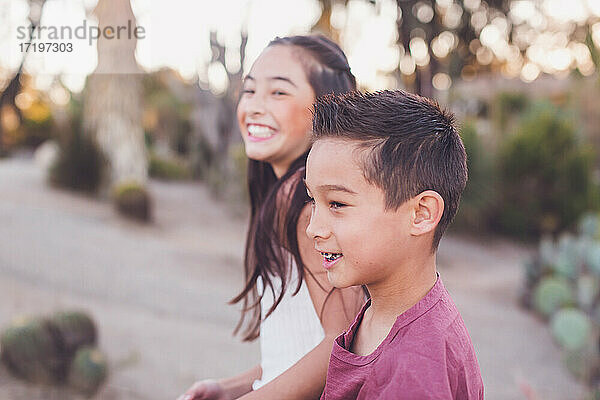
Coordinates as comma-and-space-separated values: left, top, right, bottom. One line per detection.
270, 162, 289, 179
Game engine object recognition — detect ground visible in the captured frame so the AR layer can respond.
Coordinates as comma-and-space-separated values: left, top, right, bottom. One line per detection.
0, 155, 587, 399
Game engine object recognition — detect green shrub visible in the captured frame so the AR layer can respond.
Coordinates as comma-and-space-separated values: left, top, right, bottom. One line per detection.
49, 128, 105, 193
113, 182, 151, 222
496, 104, 598, 238
149, 152, 191, 180
204, 143, 248, 202
454, 121, 497, 231
492, 91, 530, 134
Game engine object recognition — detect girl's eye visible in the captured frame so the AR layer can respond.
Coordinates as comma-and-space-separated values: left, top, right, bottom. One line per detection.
329, 201, 346, 210
242, 89, 254, 95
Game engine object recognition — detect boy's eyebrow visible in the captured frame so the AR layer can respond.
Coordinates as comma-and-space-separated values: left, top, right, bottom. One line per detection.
319, 184, 357, 194
303, 178, 357, 195
243, 75, 297, 87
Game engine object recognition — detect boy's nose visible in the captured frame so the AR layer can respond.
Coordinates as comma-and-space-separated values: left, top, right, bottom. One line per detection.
305, 209, 330, 241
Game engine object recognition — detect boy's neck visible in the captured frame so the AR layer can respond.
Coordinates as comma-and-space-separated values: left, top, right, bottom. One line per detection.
364, 255, 438, 327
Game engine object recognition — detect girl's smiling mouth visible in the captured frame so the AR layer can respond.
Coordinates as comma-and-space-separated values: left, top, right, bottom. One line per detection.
247, 123, 276, 141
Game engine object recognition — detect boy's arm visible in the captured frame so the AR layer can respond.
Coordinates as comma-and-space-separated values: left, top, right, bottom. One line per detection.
236, 205, 364, 400
235, 334, 337, 400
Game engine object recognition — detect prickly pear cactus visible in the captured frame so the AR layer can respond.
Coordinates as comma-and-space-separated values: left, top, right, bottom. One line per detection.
533, 277, 574, 317
539, 236, 556, 267
579, 213, 600, 239
553, 254, 577, 279
564, 347, 599, 382
68, 346, 108, 397
47, 311, 97, 358
551, 308, 591, 350
0, 316, 65, 383
526, 213, 600, 387
578, 275, 599, 311
586, 243, 600, 277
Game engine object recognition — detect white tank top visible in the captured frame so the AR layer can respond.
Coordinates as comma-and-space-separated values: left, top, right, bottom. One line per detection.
252, 260, 325, 390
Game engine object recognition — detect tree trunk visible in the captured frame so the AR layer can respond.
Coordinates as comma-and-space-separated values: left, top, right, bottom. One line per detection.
83, 0, 147, 189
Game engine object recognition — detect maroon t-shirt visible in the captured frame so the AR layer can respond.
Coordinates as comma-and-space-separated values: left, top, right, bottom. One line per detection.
321, 276, 484, 400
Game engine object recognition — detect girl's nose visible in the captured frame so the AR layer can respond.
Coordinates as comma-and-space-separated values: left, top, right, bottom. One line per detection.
245, 93, 266, 116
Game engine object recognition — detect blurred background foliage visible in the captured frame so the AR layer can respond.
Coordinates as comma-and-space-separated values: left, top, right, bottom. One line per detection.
453, 88, 600, 241
520, 213, 600, 391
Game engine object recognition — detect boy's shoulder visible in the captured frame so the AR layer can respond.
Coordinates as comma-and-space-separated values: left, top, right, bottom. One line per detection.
384, 280, 476, 363
360, 286, 483, 399
370, 280, 483, 398
382, 295, 477, 365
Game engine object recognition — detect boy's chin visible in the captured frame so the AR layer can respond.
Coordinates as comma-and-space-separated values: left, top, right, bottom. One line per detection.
326, 271, 355, 289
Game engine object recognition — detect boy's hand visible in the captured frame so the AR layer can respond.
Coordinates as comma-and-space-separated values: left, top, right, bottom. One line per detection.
176, 379, 230, 400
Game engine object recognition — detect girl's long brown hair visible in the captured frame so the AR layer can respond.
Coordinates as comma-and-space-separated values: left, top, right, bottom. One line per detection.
230, 35, 357, 341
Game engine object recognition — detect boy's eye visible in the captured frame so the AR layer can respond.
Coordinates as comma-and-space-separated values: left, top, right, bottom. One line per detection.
329, 201, 346, 210
273, 90, 288, 96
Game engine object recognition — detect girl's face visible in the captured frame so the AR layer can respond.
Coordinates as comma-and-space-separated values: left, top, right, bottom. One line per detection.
237, 45, 316, 177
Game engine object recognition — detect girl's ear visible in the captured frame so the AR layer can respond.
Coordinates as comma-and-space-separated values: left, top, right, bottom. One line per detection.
410, 190, 444, 236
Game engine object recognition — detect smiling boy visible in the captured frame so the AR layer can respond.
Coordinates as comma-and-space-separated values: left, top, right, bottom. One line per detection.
304, 90, 484, 399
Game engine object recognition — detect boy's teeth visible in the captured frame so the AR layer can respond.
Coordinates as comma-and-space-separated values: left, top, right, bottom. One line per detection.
248, 125, 275, 138
321, 252, 342, 262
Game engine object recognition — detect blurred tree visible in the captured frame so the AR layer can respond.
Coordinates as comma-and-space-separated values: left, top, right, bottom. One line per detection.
0, 0, 46, 154
83, 0, 148, 193
586, 27, 600, 81
142, 70, 192, 157
312, 0, 347, 42
0, 66, 24, 154
190, 31, 248, 189
392, 0, 512, 97
339, 0, 600, 96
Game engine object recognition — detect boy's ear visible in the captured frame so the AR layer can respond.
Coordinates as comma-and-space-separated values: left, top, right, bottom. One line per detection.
410, 190, 444, 236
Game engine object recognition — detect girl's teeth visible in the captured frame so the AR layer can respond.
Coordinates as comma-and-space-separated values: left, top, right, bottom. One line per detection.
248, 125, 275, 138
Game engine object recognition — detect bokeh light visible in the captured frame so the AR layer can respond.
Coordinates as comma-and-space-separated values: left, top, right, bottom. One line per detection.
432, 72, 452, 90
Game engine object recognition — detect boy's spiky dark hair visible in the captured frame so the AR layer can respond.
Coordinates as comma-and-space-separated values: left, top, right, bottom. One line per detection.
312, 90, 468, 250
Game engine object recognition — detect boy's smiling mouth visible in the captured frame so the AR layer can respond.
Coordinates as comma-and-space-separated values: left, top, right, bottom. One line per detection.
320, 252, 343, 269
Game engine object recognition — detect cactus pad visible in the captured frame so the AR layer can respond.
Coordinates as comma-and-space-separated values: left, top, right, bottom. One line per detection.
68, 346, 108, 396
551, 308, 591, 351
533, 276, 573, 317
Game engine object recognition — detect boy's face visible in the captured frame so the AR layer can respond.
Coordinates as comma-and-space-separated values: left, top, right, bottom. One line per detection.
305, 138, 414, 289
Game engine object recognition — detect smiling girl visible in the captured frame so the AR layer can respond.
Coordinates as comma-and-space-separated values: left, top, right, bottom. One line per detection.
177, 36, 362, 400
